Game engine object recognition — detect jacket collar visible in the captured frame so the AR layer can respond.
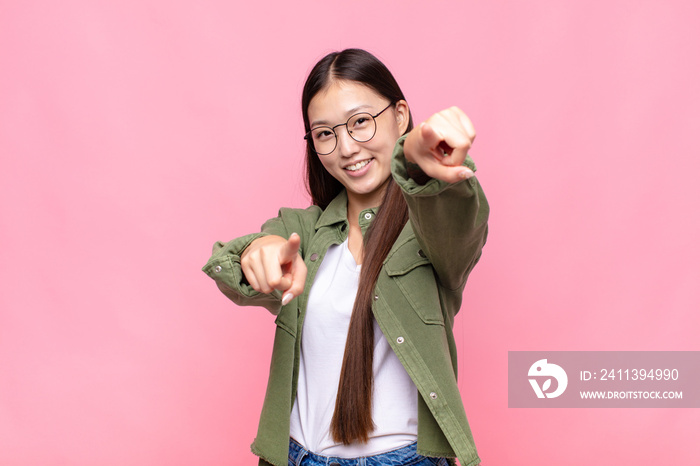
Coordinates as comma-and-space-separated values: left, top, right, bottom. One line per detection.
314, 189, 379, 230
315, 189, 348, 230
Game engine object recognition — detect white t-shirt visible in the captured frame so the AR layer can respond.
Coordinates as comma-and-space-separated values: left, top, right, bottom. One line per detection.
289, 239, 418, 456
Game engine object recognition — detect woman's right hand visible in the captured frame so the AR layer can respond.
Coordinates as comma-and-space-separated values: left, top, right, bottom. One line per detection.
240, 233, 307, 306
403, 106, 476, 184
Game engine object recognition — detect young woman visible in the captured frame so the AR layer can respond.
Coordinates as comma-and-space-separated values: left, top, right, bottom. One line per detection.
203, 49, 489, 466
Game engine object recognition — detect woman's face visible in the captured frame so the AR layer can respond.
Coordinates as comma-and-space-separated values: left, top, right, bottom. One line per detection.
307, 80, 409, 207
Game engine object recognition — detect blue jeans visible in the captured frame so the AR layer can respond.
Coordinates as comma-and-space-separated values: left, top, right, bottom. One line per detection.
288, 437, 450, 466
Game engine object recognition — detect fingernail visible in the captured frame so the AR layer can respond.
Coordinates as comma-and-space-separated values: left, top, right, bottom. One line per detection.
282, 292, 293, 306
460, 169, 474, 179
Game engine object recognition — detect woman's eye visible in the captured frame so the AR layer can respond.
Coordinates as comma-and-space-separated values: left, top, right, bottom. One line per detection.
314, 130, 333, 140
353, 117, 369, 127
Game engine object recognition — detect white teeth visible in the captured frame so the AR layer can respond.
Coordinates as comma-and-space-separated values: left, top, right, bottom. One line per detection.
345, 159, 370, 171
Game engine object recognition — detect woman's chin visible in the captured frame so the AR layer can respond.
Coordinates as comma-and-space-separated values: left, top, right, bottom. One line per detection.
343, 177, 391, 203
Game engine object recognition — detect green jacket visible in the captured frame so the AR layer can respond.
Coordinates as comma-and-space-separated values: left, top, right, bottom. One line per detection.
202, 135, 489, 466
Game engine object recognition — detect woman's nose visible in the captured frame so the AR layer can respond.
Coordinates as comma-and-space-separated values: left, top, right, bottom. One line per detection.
335, 126, 360, 157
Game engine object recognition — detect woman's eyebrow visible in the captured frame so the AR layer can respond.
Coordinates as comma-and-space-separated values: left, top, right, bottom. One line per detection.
310, 104, 374, 127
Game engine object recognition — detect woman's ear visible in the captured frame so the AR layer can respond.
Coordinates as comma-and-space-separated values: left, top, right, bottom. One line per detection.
395, 99, 410, 135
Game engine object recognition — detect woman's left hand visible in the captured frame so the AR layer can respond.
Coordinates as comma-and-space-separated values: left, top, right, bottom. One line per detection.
403, 106, 476, 184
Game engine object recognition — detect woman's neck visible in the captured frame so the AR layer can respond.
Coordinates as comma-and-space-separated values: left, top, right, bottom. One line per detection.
345, 180, 389, 227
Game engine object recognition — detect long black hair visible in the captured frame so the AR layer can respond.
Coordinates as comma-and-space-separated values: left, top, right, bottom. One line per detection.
301, 49, 414, 444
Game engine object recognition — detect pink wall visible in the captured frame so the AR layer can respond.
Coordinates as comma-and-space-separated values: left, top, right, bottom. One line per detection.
2, 1, 698, 464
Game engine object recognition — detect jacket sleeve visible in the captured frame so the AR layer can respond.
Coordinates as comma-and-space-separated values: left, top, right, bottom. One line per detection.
201, 215, 291, 315
390, 134, 489, 291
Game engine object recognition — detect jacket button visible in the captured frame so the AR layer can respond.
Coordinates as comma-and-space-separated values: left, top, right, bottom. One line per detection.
397, 336, 404, 344
214, 265, 222, 273
417, 249, 426, 258
364, 212, 372, 220
430, 392, 438, 400
310, 253, 319, 261
374, 295, 379, 301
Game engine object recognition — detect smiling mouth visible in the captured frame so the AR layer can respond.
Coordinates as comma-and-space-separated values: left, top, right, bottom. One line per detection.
344, 159, 372, 171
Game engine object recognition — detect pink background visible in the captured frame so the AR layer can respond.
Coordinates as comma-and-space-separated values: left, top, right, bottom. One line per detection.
1, 1, 698, 464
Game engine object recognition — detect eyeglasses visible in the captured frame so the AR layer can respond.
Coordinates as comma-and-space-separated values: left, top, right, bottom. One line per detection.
304, 102, 395, 156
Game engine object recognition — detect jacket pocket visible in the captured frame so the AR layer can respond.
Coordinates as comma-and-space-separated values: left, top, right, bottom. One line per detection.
384, 238, 444, 326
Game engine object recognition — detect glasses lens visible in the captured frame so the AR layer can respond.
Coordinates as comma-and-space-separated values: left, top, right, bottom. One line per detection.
310, 127, 336, 155
347, 113, 376, 143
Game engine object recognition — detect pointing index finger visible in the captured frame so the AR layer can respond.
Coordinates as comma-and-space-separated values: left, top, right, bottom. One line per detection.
278, 232, 301, 265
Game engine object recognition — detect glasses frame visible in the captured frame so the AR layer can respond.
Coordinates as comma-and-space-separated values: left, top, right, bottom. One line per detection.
304, 101, 396, 156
